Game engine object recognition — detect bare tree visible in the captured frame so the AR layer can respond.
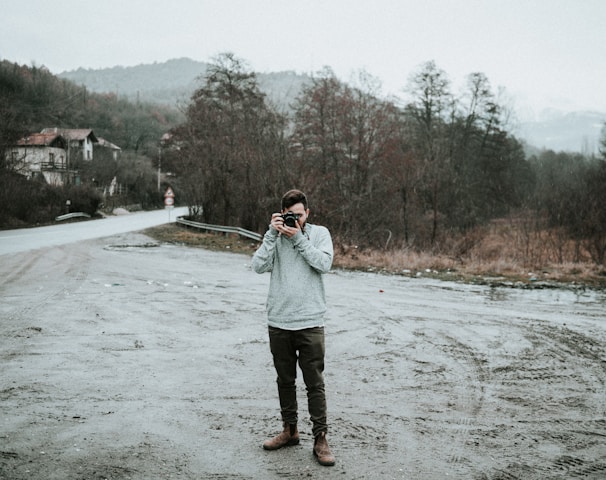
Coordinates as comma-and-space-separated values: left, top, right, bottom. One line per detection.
291, 68, 401, 246
172, 53, 287, 230
403, 61, 455, 247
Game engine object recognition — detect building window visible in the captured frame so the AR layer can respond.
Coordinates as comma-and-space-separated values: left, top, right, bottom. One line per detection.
49, 152, 55, 166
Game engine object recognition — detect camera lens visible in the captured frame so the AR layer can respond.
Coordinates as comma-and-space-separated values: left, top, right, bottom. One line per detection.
282, 212, 298, 228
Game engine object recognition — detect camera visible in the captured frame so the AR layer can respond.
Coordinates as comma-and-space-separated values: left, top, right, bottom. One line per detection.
281, 211, 300, 228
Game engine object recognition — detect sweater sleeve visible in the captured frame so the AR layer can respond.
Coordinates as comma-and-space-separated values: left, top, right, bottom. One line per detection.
251, 228, 278, 273
290, 225, 333, 273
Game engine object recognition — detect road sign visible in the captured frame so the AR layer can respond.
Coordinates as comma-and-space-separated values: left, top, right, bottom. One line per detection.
164, 187, 175, 207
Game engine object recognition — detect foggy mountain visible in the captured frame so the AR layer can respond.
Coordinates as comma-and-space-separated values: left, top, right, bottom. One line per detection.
59, 57, 311, 113
516, 110, 604, 154
59, 58, 605, 154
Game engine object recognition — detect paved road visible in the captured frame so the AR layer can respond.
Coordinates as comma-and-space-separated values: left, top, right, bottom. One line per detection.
0, 207, 188, 255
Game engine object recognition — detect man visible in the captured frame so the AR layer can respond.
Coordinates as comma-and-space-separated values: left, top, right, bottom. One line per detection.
251, 189, 335, 467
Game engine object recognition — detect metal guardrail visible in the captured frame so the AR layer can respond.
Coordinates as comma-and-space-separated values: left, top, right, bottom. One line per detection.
176, 216, 263, 242
55, 212, 91, 221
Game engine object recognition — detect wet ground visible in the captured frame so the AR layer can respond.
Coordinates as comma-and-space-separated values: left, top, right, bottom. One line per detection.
1, 231, 605, 479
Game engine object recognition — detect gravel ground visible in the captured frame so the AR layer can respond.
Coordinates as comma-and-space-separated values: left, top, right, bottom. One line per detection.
1, 231, 605, 479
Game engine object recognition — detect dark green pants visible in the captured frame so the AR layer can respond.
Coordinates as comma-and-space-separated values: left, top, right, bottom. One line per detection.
268, 326, 327, 437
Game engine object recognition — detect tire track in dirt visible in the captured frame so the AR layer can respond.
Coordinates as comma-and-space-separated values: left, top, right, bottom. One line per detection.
2, 249, 70, 338
478, 319, 606, 479
0, 252, 42, 289
325, 310, 421, 477
424, 331, 492, 478
2, 244, 92, 337
395, 311, 606, 480
0, 243, 95, 428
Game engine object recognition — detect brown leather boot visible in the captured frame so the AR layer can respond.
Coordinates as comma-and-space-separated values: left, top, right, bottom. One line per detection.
262, 422, 299, 450
313, 432, 335, 466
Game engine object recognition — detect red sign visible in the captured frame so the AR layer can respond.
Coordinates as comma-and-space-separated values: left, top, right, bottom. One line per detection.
164, 187, 175, 207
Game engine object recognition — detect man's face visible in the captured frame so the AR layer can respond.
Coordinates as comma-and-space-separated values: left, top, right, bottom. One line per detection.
282, 202, 309, 228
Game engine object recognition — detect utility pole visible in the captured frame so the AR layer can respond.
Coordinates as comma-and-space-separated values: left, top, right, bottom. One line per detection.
157, 145, 161, 192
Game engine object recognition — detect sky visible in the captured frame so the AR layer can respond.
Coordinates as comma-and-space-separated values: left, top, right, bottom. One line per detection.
2, 0, 605, 122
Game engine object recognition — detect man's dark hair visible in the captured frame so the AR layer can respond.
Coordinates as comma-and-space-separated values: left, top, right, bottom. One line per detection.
281, 189, 308, 210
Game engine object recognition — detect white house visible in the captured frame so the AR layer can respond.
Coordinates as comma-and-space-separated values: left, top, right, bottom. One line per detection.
7, 128, 122, 187
41, 128, 98, 162
9, 132, 69, 185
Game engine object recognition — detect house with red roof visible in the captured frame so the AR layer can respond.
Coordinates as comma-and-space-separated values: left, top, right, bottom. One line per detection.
9, 132, 69, 185
6, 128, 120, 186
40, 128, 99, 162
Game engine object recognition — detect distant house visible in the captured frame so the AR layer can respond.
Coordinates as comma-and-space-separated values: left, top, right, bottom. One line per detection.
41, 128, 99, 162
96, 137, 122, 161
7, 128, 120, 187
9, 132, 69, 185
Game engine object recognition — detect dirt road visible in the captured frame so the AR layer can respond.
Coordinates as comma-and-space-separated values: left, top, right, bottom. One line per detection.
1, 231, 605, 479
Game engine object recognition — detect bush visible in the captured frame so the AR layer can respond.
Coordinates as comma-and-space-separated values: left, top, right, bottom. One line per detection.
0, 171, 102, 229
63, 185, 102, 216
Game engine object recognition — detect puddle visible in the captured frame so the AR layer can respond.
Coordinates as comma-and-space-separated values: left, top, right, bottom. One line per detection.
104, 243, 160, 251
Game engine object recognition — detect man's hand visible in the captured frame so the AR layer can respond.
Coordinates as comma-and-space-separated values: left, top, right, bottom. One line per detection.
270, 213, 300, 238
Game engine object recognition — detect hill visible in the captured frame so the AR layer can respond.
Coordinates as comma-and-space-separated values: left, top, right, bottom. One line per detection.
59, 58, 605, 153
58, 57, 310, 112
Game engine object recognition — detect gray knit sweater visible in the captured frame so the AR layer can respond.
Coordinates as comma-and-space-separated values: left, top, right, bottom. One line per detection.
251, 224, 333, 330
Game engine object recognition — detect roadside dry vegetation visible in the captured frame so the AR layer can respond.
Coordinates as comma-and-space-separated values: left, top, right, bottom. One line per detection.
144, 222, 606, 290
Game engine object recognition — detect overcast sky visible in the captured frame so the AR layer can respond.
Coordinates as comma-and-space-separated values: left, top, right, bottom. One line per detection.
2, 0, 605, 121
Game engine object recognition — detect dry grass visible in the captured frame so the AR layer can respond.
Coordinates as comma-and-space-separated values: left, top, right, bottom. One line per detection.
144, 224, 606, 290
